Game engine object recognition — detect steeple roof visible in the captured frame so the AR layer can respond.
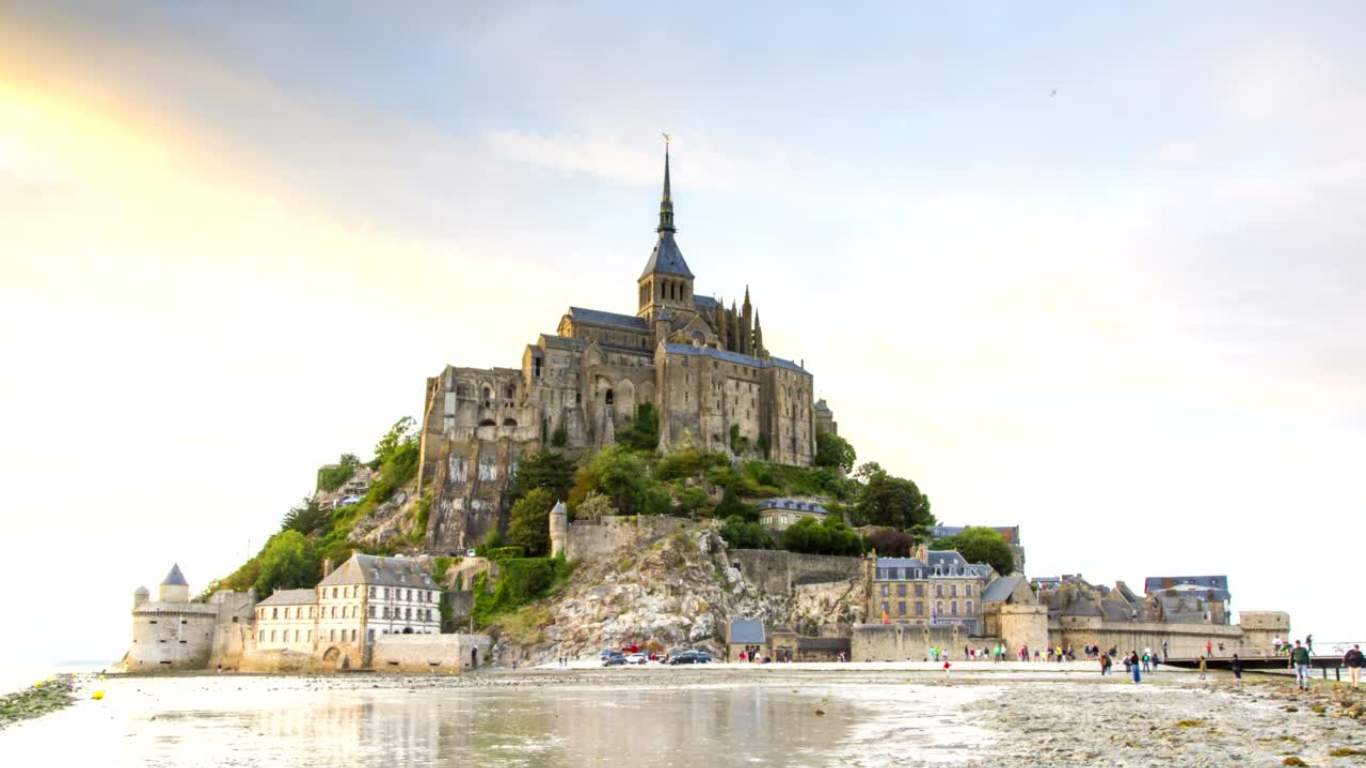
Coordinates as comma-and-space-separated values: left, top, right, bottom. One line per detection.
640, 145, 694, 280
162, 563, 188, 586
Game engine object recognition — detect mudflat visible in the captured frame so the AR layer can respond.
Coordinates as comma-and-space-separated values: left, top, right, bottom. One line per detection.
0, 665, 1361, 766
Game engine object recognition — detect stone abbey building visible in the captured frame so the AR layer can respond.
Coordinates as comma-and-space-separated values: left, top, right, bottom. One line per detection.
418, 149, 831, 552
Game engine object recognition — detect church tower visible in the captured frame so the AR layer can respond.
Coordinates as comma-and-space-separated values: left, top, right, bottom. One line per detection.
637, 142, 695, 327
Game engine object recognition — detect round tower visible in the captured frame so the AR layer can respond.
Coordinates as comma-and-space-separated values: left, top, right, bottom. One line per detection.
133, 585, 150, 611
158, 563, 191, 603
549, 500, 568, 558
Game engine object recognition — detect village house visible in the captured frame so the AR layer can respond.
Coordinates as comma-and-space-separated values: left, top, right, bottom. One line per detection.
867, 549, 995, 634
756, 498, 829, 531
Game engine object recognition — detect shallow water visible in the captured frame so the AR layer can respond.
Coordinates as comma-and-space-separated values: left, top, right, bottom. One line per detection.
0, 675, 990, 766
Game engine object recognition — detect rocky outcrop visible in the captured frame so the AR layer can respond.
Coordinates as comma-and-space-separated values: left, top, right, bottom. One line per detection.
493, 524, 866, 666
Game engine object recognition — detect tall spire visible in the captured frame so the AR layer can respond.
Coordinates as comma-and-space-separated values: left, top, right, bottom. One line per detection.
657, 136, 675, 233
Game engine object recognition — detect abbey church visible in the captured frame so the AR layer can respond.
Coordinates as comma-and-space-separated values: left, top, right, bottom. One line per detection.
417, 148, 836, 551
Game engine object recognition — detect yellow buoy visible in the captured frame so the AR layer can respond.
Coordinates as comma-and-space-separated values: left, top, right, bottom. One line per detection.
92, 690, 105, 700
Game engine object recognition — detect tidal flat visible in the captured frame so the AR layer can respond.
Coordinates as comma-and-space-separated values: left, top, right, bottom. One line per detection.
0, 666, 1361, 766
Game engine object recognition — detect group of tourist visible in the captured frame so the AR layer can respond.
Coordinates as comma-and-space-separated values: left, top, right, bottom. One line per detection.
960, 644, 1011, 662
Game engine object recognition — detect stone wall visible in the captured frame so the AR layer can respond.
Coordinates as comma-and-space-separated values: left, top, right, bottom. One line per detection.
988, 604, 1049, 654
1237, 611, 1292, 650
564, 516, 697, 563
852, 623, 1002, 661
1048, 616, 1253, 657
372, 634, 492, 672
728, 550, 862, 595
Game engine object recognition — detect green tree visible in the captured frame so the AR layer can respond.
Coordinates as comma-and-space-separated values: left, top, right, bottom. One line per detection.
932, 526, 1015, 576
317, 454, 360, 492
253, 530, 320, 598
510, 450, 575, 502
618, 403, 660, 452
815, 432, 857, 474
374, 416, 417, 466
719, 516, 774, 549
780, 515, 864, 556
551, 424, 568, 447
569, 444, 650, 513
866, 527, 917, 557
714, 485, 756, 521
854, 466, 934, 531
573, 491, 617, 521
280, 497, 330, 536
507, 488, 555, 557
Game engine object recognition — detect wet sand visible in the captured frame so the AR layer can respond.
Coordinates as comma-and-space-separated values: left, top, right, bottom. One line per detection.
0, 665, 1361, 766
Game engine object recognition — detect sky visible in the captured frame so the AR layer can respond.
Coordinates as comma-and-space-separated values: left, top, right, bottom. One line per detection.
1, 2, 1363, 665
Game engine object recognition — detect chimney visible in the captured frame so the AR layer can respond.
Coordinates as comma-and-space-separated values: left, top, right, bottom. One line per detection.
322, 558, 334, 578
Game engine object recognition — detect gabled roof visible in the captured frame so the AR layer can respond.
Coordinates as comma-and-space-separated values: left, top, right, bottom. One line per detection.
162, 564, 188, 586
730, 618, 766, 645
876, 557, 927, 569
567, 307, 650, 331
318, 554, 435, 590
981, 576, 1024, 603
259, 588, 318, 607
694, 295, 720, 309
640, 231, 693, 279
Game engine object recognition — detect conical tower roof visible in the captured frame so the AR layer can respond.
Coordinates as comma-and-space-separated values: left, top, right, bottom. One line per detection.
162, 563, 188, 586
639, 143, 693, 279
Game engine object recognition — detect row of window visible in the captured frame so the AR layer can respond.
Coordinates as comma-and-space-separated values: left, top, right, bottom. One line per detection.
324, 585, 434, 602
877, 566, 973, 580
262, 604, 436, 622
879, 583, 973, 598
880, 600, 974, 617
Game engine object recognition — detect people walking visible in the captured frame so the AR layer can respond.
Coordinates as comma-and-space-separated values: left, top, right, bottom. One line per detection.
1130, 652, 1141, 684
1344, 644, 1363, 690
1141, 652, 1151, 673
1100, 652, 1111, 677
1161, 640, 1168, 661
1290, 639, 1312, 691
1232, 653, 1243, 681
1198, 655, 1208, 681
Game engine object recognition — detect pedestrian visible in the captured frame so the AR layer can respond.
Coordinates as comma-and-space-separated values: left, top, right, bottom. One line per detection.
1232, 653, 1243, 681
1099, 652, 1109, 677
1218, 642, 1225, 657
1130, 652, 1142, 684
1290, 639, 1312, 691
1306, 634, 1314, 655
943, 660, 952, 679
1344, 644, 1363, 690
1161, 640, 1169, 661
1198, 655, 1208, 681
1206, 639, 1213, 658
216, 662, 222, 675
1141, 652, 1150, 673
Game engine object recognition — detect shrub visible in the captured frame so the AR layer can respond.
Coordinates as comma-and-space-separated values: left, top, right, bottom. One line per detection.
729, 424, 750, 455
507, 488, 554, 556
815, 432, 857, 474
781, 516, 864, 556
719, 516, 774, 549
618, 403, 660, 452
280, 497, 330, 536
551, 424, 568, 448
316, 454, 360, 492
573, 491, 617, 521
655, 446, 730, 481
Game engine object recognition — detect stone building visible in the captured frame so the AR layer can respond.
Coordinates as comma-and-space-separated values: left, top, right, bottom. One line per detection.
756, 498, 829, 531
865, 549, 995, 634
250, 553, 441, 670
416, 147, 834, 552
122, 564, 255, 671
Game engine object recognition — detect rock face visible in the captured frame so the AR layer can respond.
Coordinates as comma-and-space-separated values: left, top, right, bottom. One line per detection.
494, 524, 866, 665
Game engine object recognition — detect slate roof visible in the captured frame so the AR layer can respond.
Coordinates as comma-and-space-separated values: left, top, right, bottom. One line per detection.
1144, 575, 1228, 594
694, 295, 720, 309
567, 307, 650, 331
929, 525, 1021, 545
982, 576, 1024, 603
730, 619, 766, 645
318, 554, 435, 589
259, 588, 318, 607
162, 564, 188, 586
662, 343, 810, 375
640, 231, 693, 279
756, 499, 829, 515
814, 399, 831, 412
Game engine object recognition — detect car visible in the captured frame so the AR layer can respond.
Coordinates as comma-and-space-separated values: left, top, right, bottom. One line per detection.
695, 652, 713, 663
602, 652, 627, 667
626, 653, 648, 665
668, 652, 703, 665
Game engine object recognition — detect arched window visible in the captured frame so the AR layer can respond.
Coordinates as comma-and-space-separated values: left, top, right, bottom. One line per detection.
502, 418, 518, 427
478, 419, 497, 427
605, 389, 614, 405
482, 386, 493, 406
506, 384, 515, 400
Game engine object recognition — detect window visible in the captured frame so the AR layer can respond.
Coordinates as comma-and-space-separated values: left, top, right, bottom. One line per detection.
965, 585, 972, 597
272, 607, 278, 619
330, 629, 336, 641
951, 585, 958, 598
897, 568, 905, 580
897, 601, 906, 616
936, 584, 943, 597
351, 629, 357, 642
935, 601, 943, 615
966, 601, 973, 614
369, 606, 375, 618
270, 630, 276, 642
332, 588, 338, 599
369, 587, 375, 598
897, 584, 907, 597
881, 601, 890, 615
914, 584, 924, 597
880, 585, 889, 597
259, 630, 265, 643
951, 601, 958, 615
916, 602, 924, 616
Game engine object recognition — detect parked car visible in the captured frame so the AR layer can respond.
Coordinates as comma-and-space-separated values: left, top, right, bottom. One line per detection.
668, 651, 706, 665
602, 652, 627, 667
626, 653, 648, 665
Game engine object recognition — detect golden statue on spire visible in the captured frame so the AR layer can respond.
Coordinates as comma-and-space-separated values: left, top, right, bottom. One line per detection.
661, 132, 671, 146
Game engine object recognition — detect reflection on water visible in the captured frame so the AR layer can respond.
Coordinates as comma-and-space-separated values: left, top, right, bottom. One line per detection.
2, 677, 875, 767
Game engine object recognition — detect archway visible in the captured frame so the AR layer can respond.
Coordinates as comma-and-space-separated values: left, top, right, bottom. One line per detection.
478, 419, 497, 427
502, 418, 518, 427
616, 379, 636, 423
323, 647, 340, 662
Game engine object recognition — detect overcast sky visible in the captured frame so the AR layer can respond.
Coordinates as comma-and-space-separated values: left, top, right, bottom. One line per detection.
2, 2, 1362, 665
